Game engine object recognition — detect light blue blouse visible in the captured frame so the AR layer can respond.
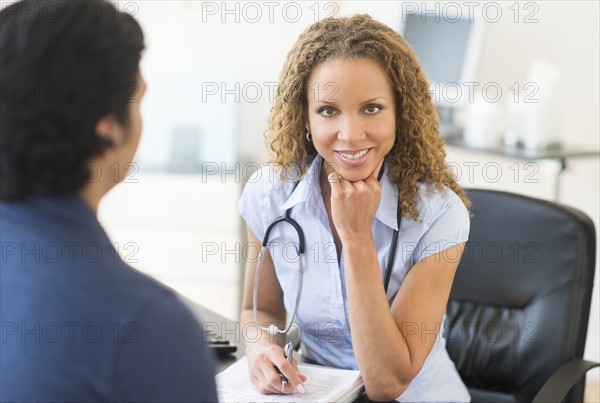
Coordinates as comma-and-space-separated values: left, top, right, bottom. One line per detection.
239, 155, 471, 402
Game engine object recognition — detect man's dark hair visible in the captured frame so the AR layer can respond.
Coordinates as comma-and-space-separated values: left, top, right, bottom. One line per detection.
0, 0, 145, 200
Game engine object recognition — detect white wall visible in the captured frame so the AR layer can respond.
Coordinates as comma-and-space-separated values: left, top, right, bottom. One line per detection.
135, 1, 330, 163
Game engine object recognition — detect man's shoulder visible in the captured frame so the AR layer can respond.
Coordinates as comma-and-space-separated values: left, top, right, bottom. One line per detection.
102, 260, 204, 337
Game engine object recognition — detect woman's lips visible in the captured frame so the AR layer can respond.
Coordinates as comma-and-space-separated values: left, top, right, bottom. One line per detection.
334, 148, 372, 166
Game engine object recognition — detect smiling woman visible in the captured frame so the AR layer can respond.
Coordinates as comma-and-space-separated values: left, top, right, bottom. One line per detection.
306, 58, 396, 183
267, 15, 470, 222
238, 14, 473, 402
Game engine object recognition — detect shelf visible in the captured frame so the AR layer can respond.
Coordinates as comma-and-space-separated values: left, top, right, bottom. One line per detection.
445, 137, 600, 161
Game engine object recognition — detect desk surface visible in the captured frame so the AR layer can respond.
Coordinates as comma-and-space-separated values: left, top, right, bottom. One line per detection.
181, 297, 372, 402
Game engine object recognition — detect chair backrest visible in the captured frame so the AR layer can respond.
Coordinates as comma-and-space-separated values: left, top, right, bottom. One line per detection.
446, 189, 597, 402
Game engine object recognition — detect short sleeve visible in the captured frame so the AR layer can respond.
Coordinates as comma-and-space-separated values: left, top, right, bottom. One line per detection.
412, 197, 470, 265
111, 295, 218, 403
238, 167, 269, 240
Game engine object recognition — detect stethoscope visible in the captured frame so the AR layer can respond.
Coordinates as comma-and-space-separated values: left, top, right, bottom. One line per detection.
253, 166, 402, 338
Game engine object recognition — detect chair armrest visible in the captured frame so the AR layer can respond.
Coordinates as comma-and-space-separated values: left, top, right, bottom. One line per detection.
532, 358, 599, 403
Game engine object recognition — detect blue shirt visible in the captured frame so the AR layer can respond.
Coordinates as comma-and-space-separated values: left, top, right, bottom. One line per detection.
1, 194, 217, 402
239, 155, 470, 401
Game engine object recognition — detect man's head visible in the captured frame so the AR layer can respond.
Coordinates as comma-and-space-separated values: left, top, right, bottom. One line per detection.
0, 0, 145, 201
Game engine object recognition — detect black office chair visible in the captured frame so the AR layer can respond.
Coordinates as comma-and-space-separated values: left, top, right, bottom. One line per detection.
445, 189, 599, 403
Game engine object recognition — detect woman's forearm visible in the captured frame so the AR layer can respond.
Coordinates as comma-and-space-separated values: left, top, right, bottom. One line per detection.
240, 308, 287, 350
342, 238, 414, 400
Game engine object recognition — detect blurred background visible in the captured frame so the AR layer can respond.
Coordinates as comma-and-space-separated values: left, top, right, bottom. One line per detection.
95, 0, 599, 396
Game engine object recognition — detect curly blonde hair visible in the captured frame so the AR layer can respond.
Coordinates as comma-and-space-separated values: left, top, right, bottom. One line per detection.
266, 14, 470, 220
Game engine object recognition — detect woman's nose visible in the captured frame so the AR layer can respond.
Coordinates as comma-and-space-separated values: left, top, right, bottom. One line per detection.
337, 115, 365, 144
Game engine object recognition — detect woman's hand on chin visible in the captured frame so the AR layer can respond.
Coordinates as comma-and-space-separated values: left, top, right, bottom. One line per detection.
327, 160, 383, 244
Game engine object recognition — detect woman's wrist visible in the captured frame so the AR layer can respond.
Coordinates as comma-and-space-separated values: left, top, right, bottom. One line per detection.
244, 329, 284, 351
340, 233, 375, 248
245, 335, 273, 355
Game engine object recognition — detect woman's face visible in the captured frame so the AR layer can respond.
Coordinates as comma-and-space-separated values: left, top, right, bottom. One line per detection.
305, 58, 396, 182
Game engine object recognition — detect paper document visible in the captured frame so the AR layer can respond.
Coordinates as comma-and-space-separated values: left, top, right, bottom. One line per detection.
216, 356, 364, 402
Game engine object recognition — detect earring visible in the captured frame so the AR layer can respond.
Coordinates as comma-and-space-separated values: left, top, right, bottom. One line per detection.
306, 132, 312, 142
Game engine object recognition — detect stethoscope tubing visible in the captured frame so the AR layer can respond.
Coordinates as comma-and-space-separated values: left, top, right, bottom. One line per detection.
253, 244, 303, 336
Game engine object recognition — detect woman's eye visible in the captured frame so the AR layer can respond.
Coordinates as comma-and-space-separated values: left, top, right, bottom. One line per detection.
364, 104, 382, 115
319, 107, 336, 117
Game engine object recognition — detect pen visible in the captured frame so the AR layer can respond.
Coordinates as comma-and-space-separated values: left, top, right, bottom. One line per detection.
280, 341, 294, 391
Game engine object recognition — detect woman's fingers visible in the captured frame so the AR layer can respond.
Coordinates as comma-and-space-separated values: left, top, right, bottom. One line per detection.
292, 359, 308, 383
250, 347, 306, 394
248, 345, 297, 394
271, 353, 306, 394
328, 171, 342, 195
254, 361, 291, 394
251, 360, 308, 395
251, 372, 280, 394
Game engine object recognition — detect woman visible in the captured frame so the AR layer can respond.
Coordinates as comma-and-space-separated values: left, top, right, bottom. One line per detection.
239, 14, 471, 402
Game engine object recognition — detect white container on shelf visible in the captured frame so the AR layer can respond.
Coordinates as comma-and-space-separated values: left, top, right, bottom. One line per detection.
463, 96, 506, 149
520, 59, 562, 150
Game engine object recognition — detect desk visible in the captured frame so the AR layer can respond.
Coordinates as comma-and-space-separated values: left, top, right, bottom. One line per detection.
445, 137, 600, 201
180, 295, 246, 372
180, 297, 373, 402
